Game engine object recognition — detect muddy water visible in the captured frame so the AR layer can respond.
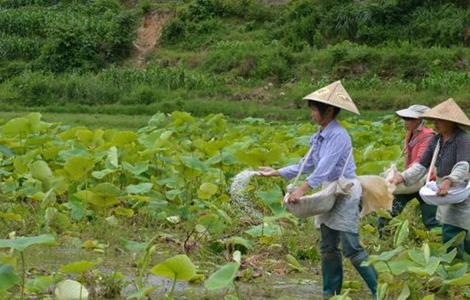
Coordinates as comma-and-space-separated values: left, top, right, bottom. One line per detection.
25, 240, 326, 299
128, 276, 323, 300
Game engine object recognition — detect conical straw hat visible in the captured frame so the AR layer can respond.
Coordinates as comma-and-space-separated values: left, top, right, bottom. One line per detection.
303, 80, 360, 115
421, 98, 470, 127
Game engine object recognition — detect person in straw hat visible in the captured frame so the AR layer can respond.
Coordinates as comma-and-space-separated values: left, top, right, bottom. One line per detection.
258, 81, 377, 299
390, 98, 470, 256
379, 105, 439, 234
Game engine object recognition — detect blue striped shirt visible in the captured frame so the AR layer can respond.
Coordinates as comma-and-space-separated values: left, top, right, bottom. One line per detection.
278, 120, 356, 188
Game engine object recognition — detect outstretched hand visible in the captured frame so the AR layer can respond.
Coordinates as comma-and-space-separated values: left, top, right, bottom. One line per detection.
258, 167, 280, 177
388, 173, 404, 185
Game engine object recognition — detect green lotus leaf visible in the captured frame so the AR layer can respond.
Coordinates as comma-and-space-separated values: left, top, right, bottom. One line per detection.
365, 246, 404, 265
170, 111, 194, 126
0, 264, 18, 290
92, 183, 121, 197
60, 260, 98, 274
445, 273, 470, 286
180, 156, 208, 172
0, 234, 55, 252
106, 146, 119, 168
64, 156, 95, 180
126, 183, 153, 194
223, 236, 253, 251
0, 145, 14, 157
204, 262, 240, 290
111, 131, 137, 145
25, 275, 54, 294
91, 169, 116, 179
255, 186, 284, 214
147, 112, 166, 127
408, 250, 426, 267
388, 259, 412, 276
58, 148, 89, 161
198, 183, 218, 199
114, 207, 134, 217
25, 112, 45, 132
121, 239, 147, 253
76, 129, 94, 145
122, 161, 148, 176
2, 117, 30, 137
14, 155, 31, 174
440, 248, 457, 264
75, 190, 119, 207
150, 255, 196, 281
30, 160, 53, 182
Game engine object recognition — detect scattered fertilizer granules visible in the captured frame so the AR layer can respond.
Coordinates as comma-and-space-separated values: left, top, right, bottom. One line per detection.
230, 170, 262, 218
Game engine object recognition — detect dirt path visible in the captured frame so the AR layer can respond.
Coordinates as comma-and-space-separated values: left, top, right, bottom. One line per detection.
132, 10, 173, 66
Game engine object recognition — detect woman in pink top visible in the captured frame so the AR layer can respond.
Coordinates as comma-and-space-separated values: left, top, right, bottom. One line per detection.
378, 105, 439, 234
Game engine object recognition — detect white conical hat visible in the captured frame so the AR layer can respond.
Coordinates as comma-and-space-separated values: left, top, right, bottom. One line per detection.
421, 98, 470, 127
303, 80, 360, 115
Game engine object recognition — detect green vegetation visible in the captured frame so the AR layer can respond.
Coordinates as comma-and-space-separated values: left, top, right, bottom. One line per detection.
0, 112, 469, 299
1, 0, 470, 298
0, 0, 469, 118
0, 0, 136, 72
0, 111, 151, 130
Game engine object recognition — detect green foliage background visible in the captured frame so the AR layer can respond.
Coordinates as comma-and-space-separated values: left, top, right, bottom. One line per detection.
0, 0, 469, 117
0, 2, 470, 297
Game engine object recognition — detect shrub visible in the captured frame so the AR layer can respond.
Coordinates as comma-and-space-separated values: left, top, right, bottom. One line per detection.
0, 35, 41, 60
409, 4, 470, 46
0, 2, 137, 73
272, 0, 470, 48
127, 85, 162, 105
161, 0, 275, 48
161, 15, 228, 49
38, 8, 136, 72
203, 41, 295, 81
0, 61, 28, 83
7, 71, 58, 105
186, 0, 274, 21
307, 42, 470, 81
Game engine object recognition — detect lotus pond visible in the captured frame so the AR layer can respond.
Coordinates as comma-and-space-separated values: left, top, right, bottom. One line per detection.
0, 112, 469, 299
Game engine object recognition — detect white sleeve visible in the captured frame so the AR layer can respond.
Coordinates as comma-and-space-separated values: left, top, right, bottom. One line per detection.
442, 161, 470, 184
401, 163, 427, 185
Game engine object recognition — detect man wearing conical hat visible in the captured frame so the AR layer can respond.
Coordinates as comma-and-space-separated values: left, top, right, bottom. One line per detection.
259, 81, 377, 299
379, 105, 439, 234
390, 98, 470, 257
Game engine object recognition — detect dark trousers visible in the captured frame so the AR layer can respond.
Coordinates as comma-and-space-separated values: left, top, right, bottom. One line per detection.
442, 223, 470, 258
320, 224, 377, 299
378, 192, 439, 233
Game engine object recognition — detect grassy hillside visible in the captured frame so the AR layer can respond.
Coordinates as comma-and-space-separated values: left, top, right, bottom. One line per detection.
0, 0, 469, 119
